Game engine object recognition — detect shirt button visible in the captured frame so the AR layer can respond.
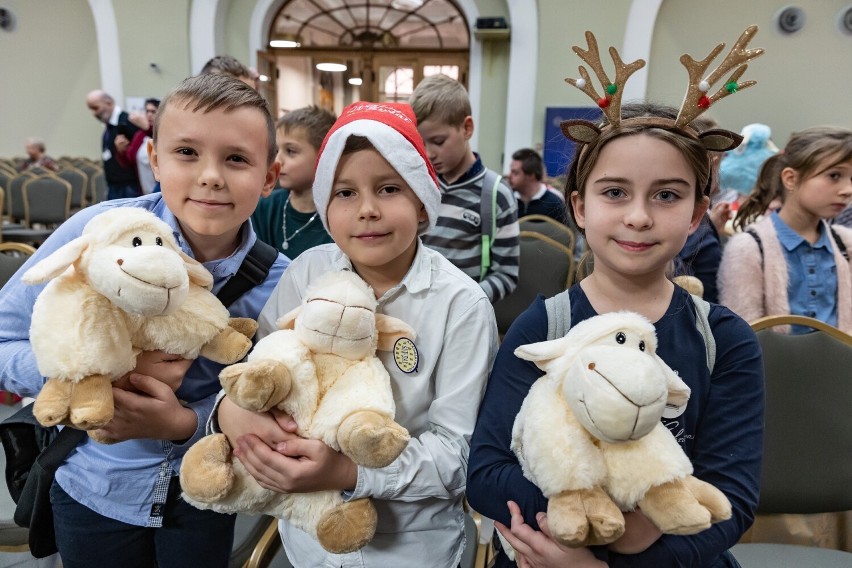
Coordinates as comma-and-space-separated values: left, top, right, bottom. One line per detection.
810, 290, 817, 296
808, 311, 816, 317
809, 268, 815, 274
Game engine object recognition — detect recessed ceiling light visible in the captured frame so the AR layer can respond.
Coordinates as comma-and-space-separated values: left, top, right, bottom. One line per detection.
348, 77, 363, 86
316, 62, 347, 72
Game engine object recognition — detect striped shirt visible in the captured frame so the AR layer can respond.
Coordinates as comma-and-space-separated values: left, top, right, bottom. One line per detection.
422, 157, 519, 302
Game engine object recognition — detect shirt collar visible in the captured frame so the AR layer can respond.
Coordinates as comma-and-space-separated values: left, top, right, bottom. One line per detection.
770, 210, 832, 252
325, 240, 433, 298
439, 152, 484, 187
152, 197, 255, 279
108, 106, 123, 126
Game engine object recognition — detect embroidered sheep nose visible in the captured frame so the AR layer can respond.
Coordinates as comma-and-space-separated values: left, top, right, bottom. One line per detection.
588, 362, 595, 370
117, 259, 123, 266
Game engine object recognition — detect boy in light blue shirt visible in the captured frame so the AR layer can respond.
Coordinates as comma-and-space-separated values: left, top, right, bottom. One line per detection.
0, 73, 286, 568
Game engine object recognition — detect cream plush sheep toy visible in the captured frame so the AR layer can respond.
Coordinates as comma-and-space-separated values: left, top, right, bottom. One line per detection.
510, 311, 731, 549
180, 270, 413, 554
22, 208, 257, 439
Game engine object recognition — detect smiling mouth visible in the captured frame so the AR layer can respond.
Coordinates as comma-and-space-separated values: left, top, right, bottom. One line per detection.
616, 240, 655, 250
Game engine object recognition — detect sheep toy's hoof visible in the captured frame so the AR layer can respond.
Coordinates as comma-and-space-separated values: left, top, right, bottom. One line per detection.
68, 375, 114, 430
638, 476, 725, 535
201, 326, 254, 365
338, 411, 410, 468
219, 360, 292, 413
316, 498, 377, 554
228, 317, 258, 340
180, 434, 235, 504
33, 378, 73, 427
548, 487, 625, 547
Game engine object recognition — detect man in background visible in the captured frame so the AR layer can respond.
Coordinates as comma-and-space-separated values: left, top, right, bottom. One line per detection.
85, 89, 141, 200
507, 148, 567, 222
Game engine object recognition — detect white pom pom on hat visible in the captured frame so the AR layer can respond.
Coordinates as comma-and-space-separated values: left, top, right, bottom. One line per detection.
312, 102, 441, 235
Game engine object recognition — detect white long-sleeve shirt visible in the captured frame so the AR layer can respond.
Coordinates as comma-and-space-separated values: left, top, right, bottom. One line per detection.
256, 242, 498, 567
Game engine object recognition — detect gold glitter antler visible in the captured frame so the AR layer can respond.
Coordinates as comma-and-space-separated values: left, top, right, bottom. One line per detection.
676, 25, 764, 127
565, 31, 646, 128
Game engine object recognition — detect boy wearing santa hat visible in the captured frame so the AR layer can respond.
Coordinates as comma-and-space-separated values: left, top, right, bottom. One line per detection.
216, 102, 499, 567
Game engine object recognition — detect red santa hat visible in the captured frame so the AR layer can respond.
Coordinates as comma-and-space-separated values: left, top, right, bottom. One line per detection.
312, 102, 441, 235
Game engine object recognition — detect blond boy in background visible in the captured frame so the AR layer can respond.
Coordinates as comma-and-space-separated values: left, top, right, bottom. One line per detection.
410, 74, 519, 303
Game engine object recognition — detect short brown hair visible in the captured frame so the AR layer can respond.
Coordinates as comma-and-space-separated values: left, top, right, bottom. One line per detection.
512, 148, 543, 181
154, 73, 277, 165
200, 55, 251, 81
277, 106, 336, 151
409, 74, 471, 127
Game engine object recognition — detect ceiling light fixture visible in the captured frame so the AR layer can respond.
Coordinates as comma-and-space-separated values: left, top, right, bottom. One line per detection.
348, 77, 363, 86
269, 33, 301, 48
316, 62, 347, 72
391, 0, 424, 9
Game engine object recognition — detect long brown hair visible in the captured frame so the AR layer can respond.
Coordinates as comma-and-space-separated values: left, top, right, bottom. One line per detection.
733, 126, 852, 230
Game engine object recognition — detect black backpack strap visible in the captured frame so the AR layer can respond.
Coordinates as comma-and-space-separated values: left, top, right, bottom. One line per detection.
215, 239, 278, 308
829, 227, 849, 261
745, 228, 764, 268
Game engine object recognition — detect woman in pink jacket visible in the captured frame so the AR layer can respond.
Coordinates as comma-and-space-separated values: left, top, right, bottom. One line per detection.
718, 126, 852, 333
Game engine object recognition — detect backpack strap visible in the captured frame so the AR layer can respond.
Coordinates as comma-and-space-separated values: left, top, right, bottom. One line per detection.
543, 289, 716, 373
689, 294, 716, 374
215, 239, 278, 308
829, 227, 849, 261
545, 289, 572, 341
745, 227, 764, 268
479, 171, 501, 281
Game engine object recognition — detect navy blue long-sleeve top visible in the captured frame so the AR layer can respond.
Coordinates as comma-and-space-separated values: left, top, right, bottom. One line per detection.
467, 285, 764, 567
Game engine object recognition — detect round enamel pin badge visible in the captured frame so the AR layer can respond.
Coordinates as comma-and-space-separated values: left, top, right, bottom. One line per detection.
393, 337, 419, 373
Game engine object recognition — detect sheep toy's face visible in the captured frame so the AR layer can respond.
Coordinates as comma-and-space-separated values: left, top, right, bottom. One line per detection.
84, 227, 190, 317
563, 327, 670, 443
295, 274, 378, 360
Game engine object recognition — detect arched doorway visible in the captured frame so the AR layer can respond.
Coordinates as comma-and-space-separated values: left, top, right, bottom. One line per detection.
260, 0, 470, 117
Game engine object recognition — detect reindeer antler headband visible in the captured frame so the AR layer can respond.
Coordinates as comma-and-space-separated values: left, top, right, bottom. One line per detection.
561, 25, 764, 153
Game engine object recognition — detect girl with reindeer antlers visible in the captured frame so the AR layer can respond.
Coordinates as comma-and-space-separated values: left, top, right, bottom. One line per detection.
467, 26, 765, 567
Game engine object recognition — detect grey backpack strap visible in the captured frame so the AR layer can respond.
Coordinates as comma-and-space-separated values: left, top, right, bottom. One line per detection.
479, 170, 501, 281
545, 289, 572, 341
690, 294, 716, 374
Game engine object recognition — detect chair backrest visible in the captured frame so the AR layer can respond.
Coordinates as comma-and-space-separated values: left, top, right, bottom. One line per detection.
519, 214, 576, 252
493, 231, 574, 336
56, 167, 88, 210
0, 242, 36, 289
750, 315, 852, 515
90, 171, 107, 204
8, 173, 34, 223
22, 176, 71, 226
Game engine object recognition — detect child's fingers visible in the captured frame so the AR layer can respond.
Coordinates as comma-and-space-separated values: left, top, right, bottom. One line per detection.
269, 408, 299, 432
128, 373, 172, 399
495, 520, 533, 559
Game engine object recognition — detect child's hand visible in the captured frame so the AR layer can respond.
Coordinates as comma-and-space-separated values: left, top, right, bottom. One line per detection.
113, 350, 191, 393
606, 510, 662, 554
233, 433, 357, 494
495, 501, 607, 568
92, 373, 197, 441
218, 397, 296, 449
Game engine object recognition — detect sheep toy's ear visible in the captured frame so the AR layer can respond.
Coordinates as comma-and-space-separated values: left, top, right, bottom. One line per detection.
375, 314, 416, 352
21, 236, 92, 284
275, 306, 301, 330
179, 251, 214, 289
514, 338, 570, 374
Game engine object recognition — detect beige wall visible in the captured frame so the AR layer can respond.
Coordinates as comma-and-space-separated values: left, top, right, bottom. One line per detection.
0, 0, 101, 158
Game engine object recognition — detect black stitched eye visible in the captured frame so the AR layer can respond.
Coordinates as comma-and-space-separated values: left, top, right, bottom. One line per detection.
132, 237, 142, 247
639, 340, 646, 351
615, 332, 626, 344
155, 237, 163, 246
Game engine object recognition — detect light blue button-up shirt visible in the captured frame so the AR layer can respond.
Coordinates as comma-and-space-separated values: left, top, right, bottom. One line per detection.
770, 211, 838, 334
0, 193, 288, 526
